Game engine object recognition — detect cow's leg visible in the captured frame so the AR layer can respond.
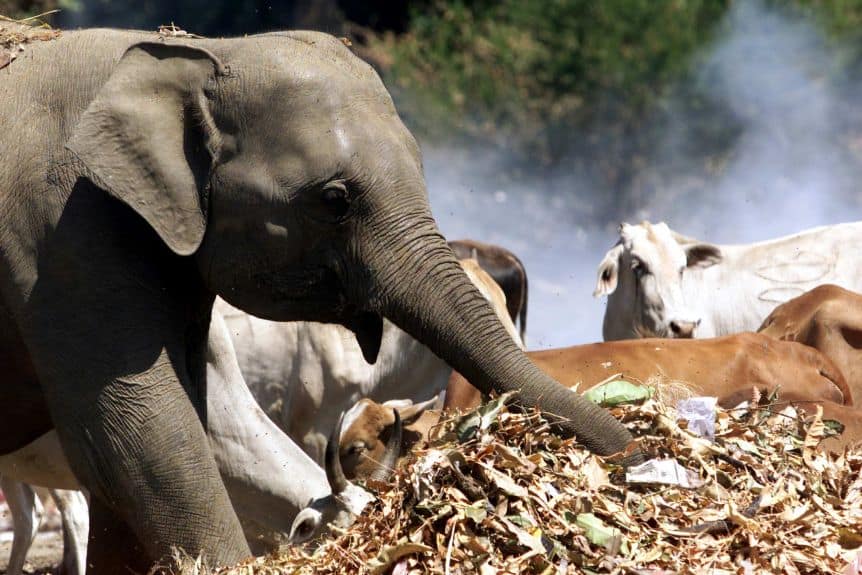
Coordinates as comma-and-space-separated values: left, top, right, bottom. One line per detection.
51, 489, 89, 575
2, 477, 44, 575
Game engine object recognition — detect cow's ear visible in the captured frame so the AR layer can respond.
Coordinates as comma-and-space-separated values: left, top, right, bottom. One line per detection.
594, 244, 623, 297
685, 243, 722, 269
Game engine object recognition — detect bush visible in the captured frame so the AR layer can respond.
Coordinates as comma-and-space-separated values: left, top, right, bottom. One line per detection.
371, 0, 731, 162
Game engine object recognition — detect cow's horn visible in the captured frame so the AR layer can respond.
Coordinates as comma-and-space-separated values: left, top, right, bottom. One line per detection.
370, 409, 402, 483
325, 412, 349, 494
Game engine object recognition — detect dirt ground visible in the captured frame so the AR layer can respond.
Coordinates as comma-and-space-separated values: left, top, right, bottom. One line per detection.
0, 497, 64, 575
0, 532, 63, 574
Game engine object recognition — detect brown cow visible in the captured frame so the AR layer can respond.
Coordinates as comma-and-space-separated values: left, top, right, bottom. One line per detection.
445, 332, 851, 412
790, 399, 862, 453
337, 397, 440, 481
449, 239, 529, 342
758, 284, 862, 402
341, 333, 854, 478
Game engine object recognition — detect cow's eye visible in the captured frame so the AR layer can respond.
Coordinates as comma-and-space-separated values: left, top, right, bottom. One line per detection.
346, 442, 367, 456
631, 259, 646, 277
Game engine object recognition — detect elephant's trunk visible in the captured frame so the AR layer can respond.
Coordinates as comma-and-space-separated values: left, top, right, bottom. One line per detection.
360, 210, 635, 457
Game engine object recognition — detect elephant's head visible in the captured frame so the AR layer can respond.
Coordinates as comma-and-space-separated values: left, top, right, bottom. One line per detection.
67, 32, 634, 456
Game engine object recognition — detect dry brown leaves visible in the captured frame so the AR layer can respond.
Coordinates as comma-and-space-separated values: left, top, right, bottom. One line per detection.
0, 16, 60, 70
157, 23, 204, 39
209, 392, 862, 575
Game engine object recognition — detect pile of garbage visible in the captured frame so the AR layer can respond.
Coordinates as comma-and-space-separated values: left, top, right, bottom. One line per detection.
205, 382, 862, 574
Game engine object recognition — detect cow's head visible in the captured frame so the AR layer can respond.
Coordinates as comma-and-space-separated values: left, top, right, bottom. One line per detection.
338, 397, 439, 481
288, 412, 378, 545
594, 221, 722, 340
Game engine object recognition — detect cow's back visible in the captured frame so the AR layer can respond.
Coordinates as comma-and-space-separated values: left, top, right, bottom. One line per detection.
685, 222, 862, 337
445, 334, 849, 411
759, 284, 862, 403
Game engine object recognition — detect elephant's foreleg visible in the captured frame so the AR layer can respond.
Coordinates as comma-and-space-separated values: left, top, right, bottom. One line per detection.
51, 489, 88, 575
19, 186, 250, 571
33, 346, 250, 572
2, 476, 43, 575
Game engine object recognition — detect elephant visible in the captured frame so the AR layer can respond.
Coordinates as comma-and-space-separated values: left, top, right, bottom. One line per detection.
0, 24, 635, 572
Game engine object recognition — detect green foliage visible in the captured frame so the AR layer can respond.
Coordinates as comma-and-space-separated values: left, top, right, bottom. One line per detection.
373, 0, 730, 156
783, 0, 862, 36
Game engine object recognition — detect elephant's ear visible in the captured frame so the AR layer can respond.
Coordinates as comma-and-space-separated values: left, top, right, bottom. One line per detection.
67, 42, 227, 256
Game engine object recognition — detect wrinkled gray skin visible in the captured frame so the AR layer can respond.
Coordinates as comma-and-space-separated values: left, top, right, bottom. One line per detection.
0, 27, 634, 573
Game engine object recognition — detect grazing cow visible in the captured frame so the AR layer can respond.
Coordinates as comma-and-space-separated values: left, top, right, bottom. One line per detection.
595, 221, 862, 340
341, 333, 853, 479
222, 256, 523, 463
758, 284, 862, 401
446, 333, 851, 411
448, 240, 529, 342
337, 396, 441, 480
0, 311, 383, 571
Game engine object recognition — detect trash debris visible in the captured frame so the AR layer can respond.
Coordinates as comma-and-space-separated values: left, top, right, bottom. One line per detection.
676, 396, 718, 440
200, 391, 862, 574
625, 458, 704, 489
157, 23, 203, 39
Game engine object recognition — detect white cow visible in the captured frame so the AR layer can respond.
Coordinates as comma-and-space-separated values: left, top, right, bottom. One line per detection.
220, 257, 524, 463
595, 221, 862, 340
0, 310, 378, 571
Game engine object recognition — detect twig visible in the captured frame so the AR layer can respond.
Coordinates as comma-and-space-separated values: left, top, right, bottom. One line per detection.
0, 9, 60, 24
444, 520, 457, 575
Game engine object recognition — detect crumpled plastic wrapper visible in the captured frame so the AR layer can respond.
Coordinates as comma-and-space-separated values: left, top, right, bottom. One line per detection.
676, 396, 718, 441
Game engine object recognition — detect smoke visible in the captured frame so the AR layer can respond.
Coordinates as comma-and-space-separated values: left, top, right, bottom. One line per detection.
424, 0, 862, 348
640, 0, 862, 242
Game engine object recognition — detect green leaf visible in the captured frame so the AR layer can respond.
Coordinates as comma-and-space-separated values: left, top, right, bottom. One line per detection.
583, 380, 653, 406
576, 513, 630, 556
507, 514, 536, 529
455, 391, 516, 442
462, 500, 489, 524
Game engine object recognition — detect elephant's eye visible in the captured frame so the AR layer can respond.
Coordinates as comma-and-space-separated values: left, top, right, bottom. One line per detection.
320, 181, 351, 221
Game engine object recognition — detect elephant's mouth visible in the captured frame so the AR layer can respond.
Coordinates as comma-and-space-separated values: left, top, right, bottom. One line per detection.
247, 260, 383, 363
241, 265, 346, 315
341, 310, 383, 364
